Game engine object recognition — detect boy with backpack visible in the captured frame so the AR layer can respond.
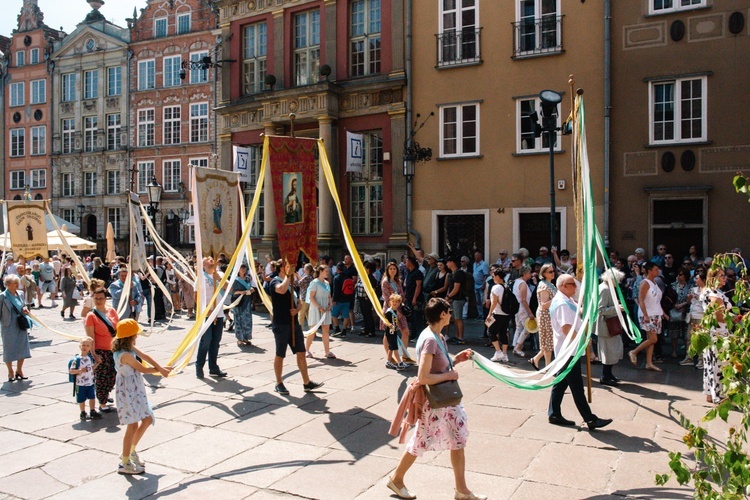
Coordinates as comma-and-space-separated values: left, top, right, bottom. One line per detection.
68, 337, 102, 421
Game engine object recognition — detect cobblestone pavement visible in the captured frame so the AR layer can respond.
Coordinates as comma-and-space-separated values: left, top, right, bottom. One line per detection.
0, 303, 709, 499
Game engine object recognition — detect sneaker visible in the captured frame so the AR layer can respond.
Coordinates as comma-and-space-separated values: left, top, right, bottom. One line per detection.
117, 461, 144, 475
679, 357, 694, 366
326, 351, 337, 359
490, 352, 503, 363
454, 338, 466, 345
396, 362, 407, 371
89, 409, 102, 420
513, 349, 525, 357
80, 411, 88, 421
306, 351, 313, 359
274, 383, 290, 395
695, 361, 704, 370
385, 361, 398, 370
402, 357, 417, 365
129, 451, 145, 468
501, 353, 510, 363
303, 381, 324, 392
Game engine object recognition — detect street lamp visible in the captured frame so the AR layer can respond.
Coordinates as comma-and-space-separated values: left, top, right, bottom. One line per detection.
146, 177, 162, 256
539, 90, 562, 251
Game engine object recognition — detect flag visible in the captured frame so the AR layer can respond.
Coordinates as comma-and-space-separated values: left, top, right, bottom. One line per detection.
6, 201, 47, 258
233, 145, 252, 182
193, 166, 240, 258
268, 136, 318, 265
128, 192, 148, 271
346, 131, 364, 174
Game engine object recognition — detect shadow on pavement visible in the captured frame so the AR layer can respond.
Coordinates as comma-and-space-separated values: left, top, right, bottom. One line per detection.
585, 487, 692, 499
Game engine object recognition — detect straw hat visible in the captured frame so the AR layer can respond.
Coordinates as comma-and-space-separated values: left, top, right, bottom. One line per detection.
524, 317, 539, 334
115, 318, 143, 339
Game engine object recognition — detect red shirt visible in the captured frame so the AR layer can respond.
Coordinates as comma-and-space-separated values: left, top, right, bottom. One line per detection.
84, 308, 120, 351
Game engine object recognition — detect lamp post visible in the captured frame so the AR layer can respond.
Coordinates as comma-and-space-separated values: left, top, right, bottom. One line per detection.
146, 176, 163, 257
539, 90, 563, 251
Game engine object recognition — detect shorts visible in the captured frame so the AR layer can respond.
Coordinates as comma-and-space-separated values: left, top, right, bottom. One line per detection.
385, 329, 399, 351
451, 299, 466, 320
331, 302, 350, 319
76, 384, 96, 403
271, 323, 305, 358
40, 281, 56, 294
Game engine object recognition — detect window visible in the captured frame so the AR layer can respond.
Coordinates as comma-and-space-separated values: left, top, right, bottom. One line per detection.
62, 173, 74, 197
108, 208, 121, 237
350, 0, 381, 76
190, 51, 210, 84
10, 171, 26, 190
294, 10, 321, 86
154, 17, 167, 38
164, 55, 182, 87
350, 132, 383, 235
137, 162, 155, 193
650, 0, 705, 14
16, 51, 25, 67
84, 116, 98, 152
190, 158, 209, 169
62, 73, 76, 102
10, 129, 25, 157
163, 106, 181, 144
31, 126, 46, 155
438, 0, 480, 66
31, 79, 46, 104
177, 13, 191, 34
439, 103, 479, 157
190, 103, 208, 142
107, 67, 122, 96
84, 172, 97, 196
107, 171, 120, 195
138, 109, 155, 147
61, 209, 75, 225
239, 147, 264, 236
138, 60, 155, 90
84, 70, 98, 99
517, 97, 561, 153
30, 169, 46, 189
514, 0, 562, 57
107, 114, 122, 150
62, 119, 75, 154
650, 76, 707, 144
10, 82, 24, 107
163, 160, 181, 192
243, 23, 267, 94
30, 48, 39, 64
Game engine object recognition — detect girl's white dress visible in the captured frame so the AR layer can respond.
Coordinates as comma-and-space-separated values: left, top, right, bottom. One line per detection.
114, 350, 154, 425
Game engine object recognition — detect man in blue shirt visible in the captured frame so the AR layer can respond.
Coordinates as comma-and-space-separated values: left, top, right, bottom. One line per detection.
472, 251, 489, 319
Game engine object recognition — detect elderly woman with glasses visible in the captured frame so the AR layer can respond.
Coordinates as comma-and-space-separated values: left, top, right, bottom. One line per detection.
701, 267, 732, 404
667, 268, 691, 358
84, 287, 120, 412
1, 274, 32, 382
529, 263, 557, 370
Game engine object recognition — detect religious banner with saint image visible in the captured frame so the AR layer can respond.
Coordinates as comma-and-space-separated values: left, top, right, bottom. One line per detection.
6, 200, 48, 258
193, 166, 240, 257
268, 136, 318, 264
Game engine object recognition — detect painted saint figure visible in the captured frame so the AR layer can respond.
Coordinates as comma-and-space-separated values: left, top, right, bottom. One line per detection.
212, 194, 223, 234
26, 224, 33, 241
284, 176, 302, 224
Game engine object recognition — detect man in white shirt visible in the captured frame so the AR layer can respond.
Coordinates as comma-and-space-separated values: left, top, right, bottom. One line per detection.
196, 257, 228, 379
548, 274, 612, 430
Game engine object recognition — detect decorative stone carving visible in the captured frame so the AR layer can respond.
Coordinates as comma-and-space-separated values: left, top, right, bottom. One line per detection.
83, 100, 97, 111
699, 145, 750, 173
689, 13, 725, 42
623, 151, 658, 176
106, 97, 120, 109
623, 22, 667, 50
61, 102, 74, 114
137, 99, 155, 106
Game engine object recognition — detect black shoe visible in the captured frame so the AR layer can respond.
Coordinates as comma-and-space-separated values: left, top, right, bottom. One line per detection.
586, 416, 613, 431
210, 370, 228, 378
528, 358, 540, 371
80, 411, 88, 421
196, 370, 205, 379
548, 415, 576, 427
454, 338, 466, 345
89, 409, 102, 419
303, 381, 324, 392
107, 398, 114, 403
599, 378, 619, 387
447, 337, 458, 344
610, 375, 621, 383
274, 383, 290, 395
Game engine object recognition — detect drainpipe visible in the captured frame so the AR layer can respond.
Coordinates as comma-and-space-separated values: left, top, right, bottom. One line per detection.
126, 49, 133, 194
213, 35, 221, 169
405, 0, 421, 248
603, 0, 612, 248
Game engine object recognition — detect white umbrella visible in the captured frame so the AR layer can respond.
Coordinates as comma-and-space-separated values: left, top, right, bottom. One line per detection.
47, 230, 97, 251
106, 223, 117, 262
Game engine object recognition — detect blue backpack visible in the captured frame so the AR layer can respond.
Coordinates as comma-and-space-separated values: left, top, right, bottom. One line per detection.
68, 354, 94, 395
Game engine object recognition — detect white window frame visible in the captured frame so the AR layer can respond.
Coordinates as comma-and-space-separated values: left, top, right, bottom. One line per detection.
243, 24, 267, 94
62, 173, 74, 197
649, 0, 706, 15
10, 129, 25, 157
138, 60, 155, 91
62, 118, 75, 154
30, 169, 46, 189
190, 51, 210, 84
154, 17, 168, 38
511, 207, 567, 252
10, 82, 24, 107
515, 0, 561, 56
107, 113, 122, 150
84, 69, 98, 99
31, 126, 46, 155
84, 172, 97, 197
177, 12, 191, 34
293, 10, 321, 86
349, 0, 382, 77
10, 171, 26, 190
163, 106, 181, 145
137, 162, 155, 194
190, 103, 209, 143
350, 131, 384, 235
516, 97, 562, 153
649, 76, 707, 145
84, 116, 98, 152
107, 170, 120, 195
62, 73, 76, 102
16, 51, 25, 67
438, 0, 479, 65
107, 66, 122, 96
163, 55, 182, 88
163, 159, 181, 193
138, 108, 155, 147
30, 48, 39, 64
439, 102, 480, 158
31, 79, 46, 104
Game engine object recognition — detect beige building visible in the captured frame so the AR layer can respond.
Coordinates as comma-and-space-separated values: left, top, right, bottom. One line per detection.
410, 1, 606, 260
609, 0, 750, 259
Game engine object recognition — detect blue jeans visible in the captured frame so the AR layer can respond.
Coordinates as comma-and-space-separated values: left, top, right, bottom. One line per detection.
196, 317, 224, 373
474, 288, 484, 318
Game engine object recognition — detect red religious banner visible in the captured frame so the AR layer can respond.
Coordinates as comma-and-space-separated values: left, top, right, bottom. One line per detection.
268, 136, 319, 265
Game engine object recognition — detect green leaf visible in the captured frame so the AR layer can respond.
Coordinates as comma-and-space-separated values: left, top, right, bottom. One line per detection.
718, 402, 730, 422
736, 175, 747, 190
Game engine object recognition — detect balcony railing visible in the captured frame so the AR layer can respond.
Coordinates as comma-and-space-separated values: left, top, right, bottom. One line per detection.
436, 28, 482, 67
512, 15, 563, 58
